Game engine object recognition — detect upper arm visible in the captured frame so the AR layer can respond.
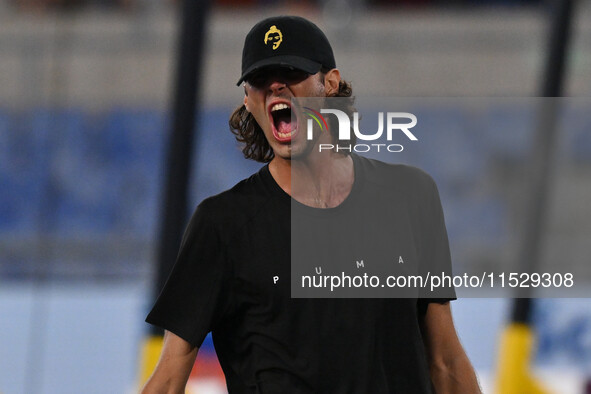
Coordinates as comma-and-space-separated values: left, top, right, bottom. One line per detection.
141, 330, 199, 394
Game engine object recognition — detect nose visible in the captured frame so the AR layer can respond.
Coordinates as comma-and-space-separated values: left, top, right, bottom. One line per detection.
268, 79, 286, 95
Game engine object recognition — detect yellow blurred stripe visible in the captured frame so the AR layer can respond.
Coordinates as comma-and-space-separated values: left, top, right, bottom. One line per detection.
495, 323, 549, 394
138, 335, 164, 388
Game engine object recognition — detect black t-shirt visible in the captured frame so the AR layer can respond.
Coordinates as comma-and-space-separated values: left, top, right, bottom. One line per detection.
146, 154, 455, 394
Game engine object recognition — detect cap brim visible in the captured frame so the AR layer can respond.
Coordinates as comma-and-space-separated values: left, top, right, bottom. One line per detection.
236, 55, 322, 86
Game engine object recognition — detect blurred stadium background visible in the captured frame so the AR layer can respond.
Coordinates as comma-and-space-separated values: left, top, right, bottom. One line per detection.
0, 0, 590, 393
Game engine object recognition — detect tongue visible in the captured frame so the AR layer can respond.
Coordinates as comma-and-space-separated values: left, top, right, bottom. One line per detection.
277, 118, 292, 135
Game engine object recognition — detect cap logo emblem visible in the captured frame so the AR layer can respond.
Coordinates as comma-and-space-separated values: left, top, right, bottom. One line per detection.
264, 25, 283, 50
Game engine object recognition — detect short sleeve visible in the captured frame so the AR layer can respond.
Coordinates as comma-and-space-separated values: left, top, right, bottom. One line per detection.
415, 171, 456, 303
145, 200, 232, 347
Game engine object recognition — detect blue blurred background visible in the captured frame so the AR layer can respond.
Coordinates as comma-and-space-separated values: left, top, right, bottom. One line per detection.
1, 0, 591, 393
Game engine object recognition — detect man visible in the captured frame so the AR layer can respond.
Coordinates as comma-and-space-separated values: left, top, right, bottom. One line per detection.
142, 15, 481, 393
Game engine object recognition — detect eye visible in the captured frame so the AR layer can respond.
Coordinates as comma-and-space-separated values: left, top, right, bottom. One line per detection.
285, 70, 308, 83
246, 69, 309, 89
246, 74, 267, 89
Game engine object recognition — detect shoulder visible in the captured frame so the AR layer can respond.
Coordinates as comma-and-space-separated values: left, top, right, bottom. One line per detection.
190, 166, 279, 232
201, 166, 275, 210
355, 154, 438, 196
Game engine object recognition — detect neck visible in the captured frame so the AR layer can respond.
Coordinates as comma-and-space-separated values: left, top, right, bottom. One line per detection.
269, 151, 354, 208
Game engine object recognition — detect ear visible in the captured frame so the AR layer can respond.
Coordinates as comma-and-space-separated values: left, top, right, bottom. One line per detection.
323, 69, 341, 96
243, 94, 250, 112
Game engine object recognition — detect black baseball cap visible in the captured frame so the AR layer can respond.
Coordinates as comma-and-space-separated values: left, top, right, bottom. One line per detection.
237, 16, 336, 86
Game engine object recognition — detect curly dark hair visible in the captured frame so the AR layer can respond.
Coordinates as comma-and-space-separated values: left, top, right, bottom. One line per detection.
229, 76, 355, 163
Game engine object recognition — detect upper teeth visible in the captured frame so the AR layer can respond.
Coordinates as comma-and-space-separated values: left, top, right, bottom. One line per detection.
271, 103, 289, 112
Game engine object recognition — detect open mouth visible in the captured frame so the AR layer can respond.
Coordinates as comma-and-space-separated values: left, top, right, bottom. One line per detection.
269, 102, 298, 142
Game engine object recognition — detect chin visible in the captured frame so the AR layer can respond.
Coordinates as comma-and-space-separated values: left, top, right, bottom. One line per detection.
287, 144, 316, 161
271, 144, 292, 160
